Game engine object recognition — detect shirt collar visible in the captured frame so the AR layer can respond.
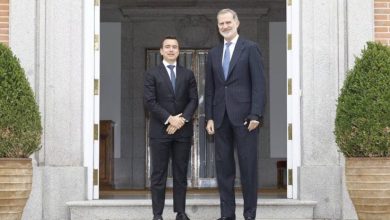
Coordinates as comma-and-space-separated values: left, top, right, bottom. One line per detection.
163, 60, 177, 68
224, 34, 239, 45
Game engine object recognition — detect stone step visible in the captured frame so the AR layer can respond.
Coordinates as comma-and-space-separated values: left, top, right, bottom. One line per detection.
67, 198, 317, 220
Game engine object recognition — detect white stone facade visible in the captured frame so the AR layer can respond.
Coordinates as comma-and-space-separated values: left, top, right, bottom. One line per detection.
8, 0, 373, 219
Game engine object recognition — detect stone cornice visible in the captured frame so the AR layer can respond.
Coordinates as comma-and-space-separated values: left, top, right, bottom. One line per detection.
119, 7, 269, 21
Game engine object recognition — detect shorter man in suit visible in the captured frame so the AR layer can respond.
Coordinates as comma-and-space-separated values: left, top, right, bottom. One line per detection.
205, 9, 266, 220
144, 36, 198, 220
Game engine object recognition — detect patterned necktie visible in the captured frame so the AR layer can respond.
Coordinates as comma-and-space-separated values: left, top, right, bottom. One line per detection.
167, 65, 176, 92
222, 42, 232, 79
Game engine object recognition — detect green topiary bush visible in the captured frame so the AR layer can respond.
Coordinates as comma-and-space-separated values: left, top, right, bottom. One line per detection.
0, 43, 42, 158
335, 42, 390, 157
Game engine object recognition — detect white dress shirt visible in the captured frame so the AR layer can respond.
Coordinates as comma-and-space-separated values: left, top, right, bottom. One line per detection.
222, 34, 239, 63
163, 60, 177, 79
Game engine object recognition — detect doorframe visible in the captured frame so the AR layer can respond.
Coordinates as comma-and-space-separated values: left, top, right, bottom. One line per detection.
86, 1, 302, 199
286, 0, 301, 199
84, 0, 100, 200
93, 0, 101, 200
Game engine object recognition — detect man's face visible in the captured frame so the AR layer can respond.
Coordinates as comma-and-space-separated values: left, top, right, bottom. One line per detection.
160, 39, 179, 63
217, 12, 240, 41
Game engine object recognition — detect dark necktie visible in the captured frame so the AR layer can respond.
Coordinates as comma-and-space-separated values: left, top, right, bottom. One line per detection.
222, 42, 232, 79
167, 65, 176, 92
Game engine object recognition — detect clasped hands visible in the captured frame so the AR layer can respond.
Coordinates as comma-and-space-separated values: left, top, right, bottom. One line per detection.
166, 113, 186, 135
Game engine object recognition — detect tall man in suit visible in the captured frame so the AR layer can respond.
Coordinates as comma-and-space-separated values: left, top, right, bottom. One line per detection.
205, 9, 266, 220
144, 36, 198, 220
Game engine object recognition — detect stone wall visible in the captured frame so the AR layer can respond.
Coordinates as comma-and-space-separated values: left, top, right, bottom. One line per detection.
375, 0, 390, 45
0, 0, 8, 45
9, 0, 88, 219
300, 0, 373, 219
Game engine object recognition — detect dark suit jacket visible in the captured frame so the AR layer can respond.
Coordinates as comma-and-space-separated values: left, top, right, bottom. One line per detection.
144, 63, 198, 140
205, 37, 266, 128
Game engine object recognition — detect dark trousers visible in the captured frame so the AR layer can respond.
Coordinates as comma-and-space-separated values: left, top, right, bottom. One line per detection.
215, 113, 258, 218
150, 139, 191, 216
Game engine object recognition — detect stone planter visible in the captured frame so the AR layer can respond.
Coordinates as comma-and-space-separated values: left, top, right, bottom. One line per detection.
345, 157, 390, 220
0, 158, 32, 220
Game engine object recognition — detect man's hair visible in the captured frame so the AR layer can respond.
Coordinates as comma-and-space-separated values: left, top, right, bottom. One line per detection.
217, 8, 239, 23
160, 35, 179, 48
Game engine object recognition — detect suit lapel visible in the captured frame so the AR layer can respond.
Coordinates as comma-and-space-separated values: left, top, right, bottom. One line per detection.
159, 64, 175, 94
227, 37, 244, 80
175, 65, 184, 94
216, 43, 225, 81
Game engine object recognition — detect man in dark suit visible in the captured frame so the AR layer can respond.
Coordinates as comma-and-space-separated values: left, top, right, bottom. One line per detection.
205, 9, 266, 220
144, 36, 198, 220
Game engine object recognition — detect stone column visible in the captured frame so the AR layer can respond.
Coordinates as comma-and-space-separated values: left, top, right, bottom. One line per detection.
299, 0, 373, 219
10, 0, 87, 219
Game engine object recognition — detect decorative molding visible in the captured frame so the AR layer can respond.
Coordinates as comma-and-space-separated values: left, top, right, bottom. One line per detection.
175, 15, 213, 47
120, 8, 269, 20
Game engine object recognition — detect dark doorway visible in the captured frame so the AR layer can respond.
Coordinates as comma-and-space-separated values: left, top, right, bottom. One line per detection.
100, 0, 287, 195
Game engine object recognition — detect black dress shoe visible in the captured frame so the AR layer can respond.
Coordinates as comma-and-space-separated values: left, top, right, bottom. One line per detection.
217, 217, 235, 220
176, 212, 190, 220
245, 217, 255, 220
153, 215, 163, 220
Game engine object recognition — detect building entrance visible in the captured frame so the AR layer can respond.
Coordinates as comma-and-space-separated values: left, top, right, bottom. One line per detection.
99, 1, 288, 195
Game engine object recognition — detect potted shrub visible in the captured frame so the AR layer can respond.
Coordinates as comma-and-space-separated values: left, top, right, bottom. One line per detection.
335, 42, 390, 219
0, 43, 42, 220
